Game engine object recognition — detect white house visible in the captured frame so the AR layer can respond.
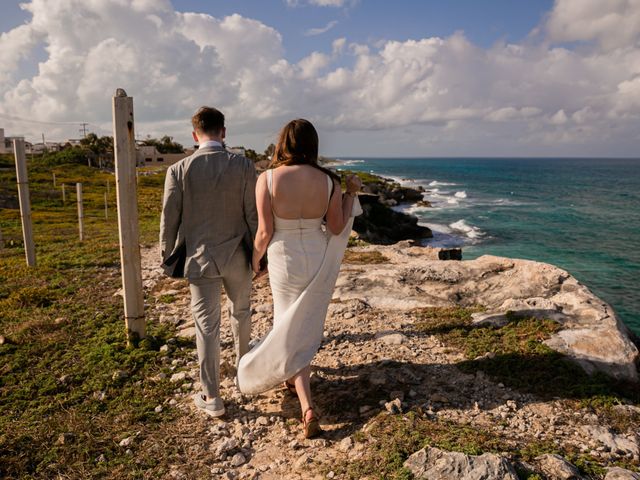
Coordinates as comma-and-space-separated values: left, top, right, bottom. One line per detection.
1, 128, 18, 154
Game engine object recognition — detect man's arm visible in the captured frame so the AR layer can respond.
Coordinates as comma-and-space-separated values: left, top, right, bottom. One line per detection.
159, 165, 183, 258
243, 159, 258, 242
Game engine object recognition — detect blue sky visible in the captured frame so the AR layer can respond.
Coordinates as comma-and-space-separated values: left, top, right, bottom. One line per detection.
0, 0, 639, 156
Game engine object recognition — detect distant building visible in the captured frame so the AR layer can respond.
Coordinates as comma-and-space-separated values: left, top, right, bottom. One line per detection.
31, 142, 61, 153
0, 128, 28, 154
136, 145, 194, 167
228, 146, 245, 156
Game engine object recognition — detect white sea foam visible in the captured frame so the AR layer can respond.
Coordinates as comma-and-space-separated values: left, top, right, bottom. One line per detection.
447, 198, 459, 204
454, 191, 467, 199
449, 219, 485, 239
428, 180, 457, 187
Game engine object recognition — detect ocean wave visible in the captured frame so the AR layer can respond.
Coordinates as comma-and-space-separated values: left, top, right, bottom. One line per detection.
449, 219, 485, 239
447, 198, 459, 205
428, 180, 457, 187
454, 191, 467, 199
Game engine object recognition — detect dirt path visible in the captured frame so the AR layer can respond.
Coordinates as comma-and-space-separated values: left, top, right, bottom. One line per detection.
138, 244, 639, 480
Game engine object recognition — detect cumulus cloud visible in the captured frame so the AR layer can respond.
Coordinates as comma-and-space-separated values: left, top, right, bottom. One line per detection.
0, 0, 639, 155
546, 0, 640, 51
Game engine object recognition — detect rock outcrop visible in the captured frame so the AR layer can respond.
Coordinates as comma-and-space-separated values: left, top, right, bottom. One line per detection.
353, 193, 432, 244
334, 244, 639, 382
404, 447, 519, 480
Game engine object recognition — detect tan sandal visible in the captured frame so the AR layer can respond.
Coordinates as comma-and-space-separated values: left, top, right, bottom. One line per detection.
302, 407, 322, 439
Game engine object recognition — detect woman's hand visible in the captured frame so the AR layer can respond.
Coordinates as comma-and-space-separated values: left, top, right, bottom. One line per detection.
252, 254, 268, 278
345, 174, 362, 194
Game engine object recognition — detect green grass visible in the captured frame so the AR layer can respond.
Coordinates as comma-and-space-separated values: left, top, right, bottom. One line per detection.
343, 249, 389, 265
0, 157, 196, 478
412, 308, 639, 403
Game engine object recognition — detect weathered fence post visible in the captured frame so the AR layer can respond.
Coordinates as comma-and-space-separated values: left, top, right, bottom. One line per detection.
106, 180, 110, 195
53, 172, 56, 187
112, 88, 145, 342
62, 183, 66, 205
104, 192, 108, 220
0, 225, 4, 250
13, 139, 36, 267
76, 183, 84, 241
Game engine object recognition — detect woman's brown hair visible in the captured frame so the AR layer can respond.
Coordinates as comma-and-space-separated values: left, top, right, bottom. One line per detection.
270, 119, 340, 182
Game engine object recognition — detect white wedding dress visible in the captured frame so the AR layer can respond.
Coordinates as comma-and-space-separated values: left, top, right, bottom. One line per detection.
237, 169, 362, 394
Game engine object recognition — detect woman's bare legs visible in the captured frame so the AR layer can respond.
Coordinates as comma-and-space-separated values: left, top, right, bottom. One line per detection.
290, 365, 313, 421
289, 365, 321, 437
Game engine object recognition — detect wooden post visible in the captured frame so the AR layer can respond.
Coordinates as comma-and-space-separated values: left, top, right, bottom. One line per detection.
76, 183, 84, 241
0, 225, 4, 250
104, 192, 108, 219
62, 183, 66, 205
13, 139, 36, 267
106, 180, 110, 195
52, 172, 56, 187
112, 88, 145, 342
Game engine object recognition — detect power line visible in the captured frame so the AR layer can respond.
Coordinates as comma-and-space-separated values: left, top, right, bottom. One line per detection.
0, 112, 88, 127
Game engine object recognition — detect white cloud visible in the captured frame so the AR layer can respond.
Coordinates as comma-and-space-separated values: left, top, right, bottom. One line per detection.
286, 0, 351, 7
304, 20, 338, 36
0, 0, 639, 156
546, 0, 640, 51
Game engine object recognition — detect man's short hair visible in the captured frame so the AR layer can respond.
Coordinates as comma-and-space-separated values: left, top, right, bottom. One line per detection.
191, 107, 225, 135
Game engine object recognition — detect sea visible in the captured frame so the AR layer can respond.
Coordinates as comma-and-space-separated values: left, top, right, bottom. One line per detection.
335, 157, 640, 335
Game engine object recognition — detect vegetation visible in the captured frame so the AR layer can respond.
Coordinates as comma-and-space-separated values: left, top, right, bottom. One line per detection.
343, 249, 389, 264
140, 135, 184, 154
0, 155, 188, 478
412, 308, 640, 404
329, 307, 639, 479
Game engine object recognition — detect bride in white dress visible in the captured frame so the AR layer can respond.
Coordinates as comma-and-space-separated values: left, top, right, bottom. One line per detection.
236, 119, 362, 438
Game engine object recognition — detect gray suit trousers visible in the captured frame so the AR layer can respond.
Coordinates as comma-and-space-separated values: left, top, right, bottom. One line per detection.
189, 246, 252, 398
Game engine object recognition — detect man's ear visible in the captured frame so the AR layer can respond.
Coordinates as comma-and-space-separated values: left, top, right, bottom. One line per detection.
192, 131, 198, 143
221, 127, 226, 140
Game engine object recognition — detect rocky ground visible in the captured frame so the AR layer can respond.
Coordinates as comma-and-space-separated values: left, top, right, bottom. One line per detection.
138, 242, 639, 480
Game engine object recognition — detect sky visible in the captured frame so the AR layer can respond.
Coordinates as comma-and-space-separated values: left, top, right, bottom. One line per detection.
0, 0, 639, 157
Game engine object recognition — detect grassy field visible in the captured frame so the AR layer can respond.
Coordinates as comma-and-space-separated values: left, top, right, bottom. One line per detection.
0, 153, 195, 478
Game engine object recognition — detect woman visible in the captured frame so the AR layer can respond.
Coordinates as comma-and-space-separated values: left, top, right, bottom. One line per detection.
236, 119, 362, 438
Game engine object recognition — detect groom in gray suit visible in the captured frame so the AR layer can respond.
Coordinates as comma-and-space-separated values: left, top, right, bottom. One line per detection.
160, 106, 258, 417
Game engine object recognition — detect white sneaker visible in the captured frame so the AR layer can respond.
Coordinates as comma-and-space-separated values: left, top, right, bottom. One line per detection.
192, 393, 225, 418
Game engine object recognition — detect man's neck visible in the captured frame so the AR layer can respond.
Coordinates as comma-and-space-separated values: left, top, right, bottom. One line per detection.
197, 134, 223, 144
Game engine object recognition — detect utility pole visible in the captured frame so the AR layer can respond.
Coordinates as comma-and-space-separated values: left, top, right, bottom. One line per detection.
79, 123, 89, 138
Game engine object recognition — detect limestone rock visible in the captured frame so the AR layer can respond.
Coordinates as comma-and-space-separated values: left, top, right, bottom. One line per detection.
404, 446, 518, 480
230, 452, 246, 467
605, 467, 640, 480
334, 248, 639, 382
170, 372, 187, 383
535, 454, 583, 479
583, 426, 639, 456
375, 332, 408, 345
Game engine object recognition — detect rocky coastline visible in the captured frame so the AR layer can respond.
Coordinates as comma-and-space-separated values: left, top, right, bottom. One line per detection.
140, 236, 639, 479
338, 169, 434, 246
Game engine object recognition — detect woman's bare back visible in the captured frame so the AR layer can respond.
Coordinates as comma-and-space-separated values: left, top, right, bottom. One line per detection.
270, 165, 332, 219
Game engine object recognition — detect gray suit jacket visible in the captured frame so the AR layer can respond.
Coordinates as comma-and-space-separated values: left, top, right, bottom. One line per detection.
159, 146, 258, 279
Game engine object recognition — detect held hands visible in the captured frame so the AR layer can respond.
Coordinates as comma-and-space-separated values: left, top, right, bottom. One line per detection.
252, 255, 268, 279
345, 174, 362, 195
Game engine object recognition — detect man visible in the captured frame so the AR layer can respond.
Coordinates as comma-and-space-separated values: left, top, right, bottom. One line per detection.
160, 106, 258, 417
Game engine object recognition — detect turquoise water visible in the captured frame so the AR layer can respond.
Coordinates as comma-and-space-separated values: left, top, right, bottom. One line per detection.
337, 157, 640, 335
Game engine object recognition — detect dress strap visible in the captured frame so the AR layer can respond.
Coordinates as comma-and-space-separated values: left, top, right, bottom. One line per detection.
267, 169, 274, 200
323, 174, 333, 217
